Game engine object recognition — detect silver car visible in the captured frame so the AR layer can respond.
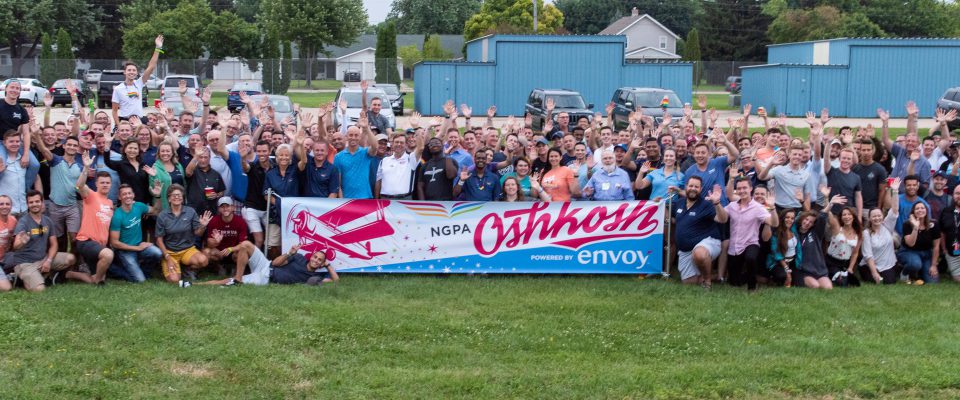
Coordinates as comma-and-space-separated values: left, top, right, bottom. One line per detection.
0, 78, 46, 105
249, 94, 295, 123
333, 87, 396, 130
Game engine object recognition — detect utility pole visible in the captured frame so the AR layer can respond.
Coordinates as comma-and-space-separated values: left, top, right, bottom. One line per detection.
532, 0, 538, 33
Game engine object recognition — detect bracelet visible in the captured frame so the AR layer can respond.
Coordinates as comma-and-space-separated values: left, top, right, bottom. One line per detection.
155, 48, 164, 54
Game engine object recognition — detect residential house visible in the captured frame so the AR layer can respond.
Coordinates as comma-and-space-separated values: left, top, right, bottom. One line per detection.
599, 8, 681, 61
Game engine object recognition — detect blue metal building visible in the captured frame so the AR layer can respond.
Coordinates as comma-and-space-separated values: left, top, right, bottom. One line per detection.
414, 35, 692, 116
742, 38, 960, 118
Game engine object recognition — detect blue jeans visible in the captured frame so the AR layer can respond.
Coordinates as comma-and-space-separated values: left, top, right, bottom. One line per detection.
109, 246, 163, 283
896, 248, 937, 283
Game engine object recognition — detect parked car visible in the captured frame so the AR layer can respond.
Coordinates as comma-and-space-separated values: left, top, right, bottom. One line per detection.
162, 97, 204, 118
725, 76, 741, 94
938, 87, 960, 130
610, 87, 684, 129
227, 82, 264, 112
84, 69, 101, 84
249, 94, 295, 123
49, 79, 93, 107
332, 87, 396, 130
145, 74, 163, 90
96, 70, 149, 109
160, 74, 202, 101
524, 89, 594, 131
343, 71, 361, 83
374, 83, 405, 115
0, 78, 47, 105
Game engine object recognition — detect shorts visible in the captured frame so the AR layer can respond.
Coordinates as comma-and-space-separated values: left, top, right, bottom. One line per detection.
13, 252, 74, 290
242, 207, 268, 234
163, 247, 201, 278
267, 224, 281, 248
677, 237, 722, 280
47, 201, 81, 237
945, 253, 960, 279
242, 246, 273, 286
76, 240, 108, 267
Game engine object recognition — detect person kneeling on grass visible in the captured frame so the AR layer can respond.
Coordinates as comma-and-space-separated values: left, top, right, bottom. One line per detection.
202, 197, 257, 283
201, 244, 338, 286
5, 190, 83, 292
108, 183, 164, 282
155, 184, 212, 287
73, 156, 120, 284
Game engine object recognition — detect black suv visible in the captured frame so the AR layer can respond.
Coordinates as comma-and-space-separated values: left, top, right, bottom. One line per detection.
525, 89, 594, 131
937, 87, 960, 130
610, 87, 684, 129
725, 76, 741, 94
97, 70, 149, 109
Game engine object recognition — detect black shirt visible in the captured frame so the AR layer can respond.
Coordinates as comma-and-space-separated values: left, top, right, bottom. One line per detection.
0, 100, 28, 135
420, 157, 455, 201
104, 155, 152, 203
853, 162, 887, 209
939, 206, 960, 255
271, 253, 327, 284
186, 167, 226, 215
244, 159, 271, 211
532, 157, 549, 176
903, 220, 939, 251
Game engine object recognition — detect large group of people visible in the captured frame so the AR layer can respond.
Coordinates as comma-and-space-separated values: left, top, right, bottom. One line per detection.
1, 34, 958, 292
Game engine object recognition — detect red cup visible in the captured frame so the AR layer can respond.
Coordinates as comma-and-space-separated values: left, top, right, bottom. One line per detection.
887, 177, 894, 187
204, 187, 214, 199
154, 99, 162, 108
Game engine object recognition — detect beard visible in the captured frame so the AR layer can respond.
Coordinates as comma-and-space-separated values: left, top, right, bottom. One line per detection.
602, 164, 616, 174
686, 189, 700, 200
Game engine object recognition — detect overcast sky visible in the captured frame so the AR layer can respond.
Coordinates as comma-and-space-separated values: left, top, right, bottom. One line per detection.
363, 0, 556, 24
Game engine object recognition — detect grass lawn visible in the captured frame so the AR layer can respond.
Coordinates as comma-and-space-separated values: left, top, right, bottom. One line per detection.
289, 79, 346, 90
702, 93, 738, 111
3, 277, 960, 398
694, 83, 727, 92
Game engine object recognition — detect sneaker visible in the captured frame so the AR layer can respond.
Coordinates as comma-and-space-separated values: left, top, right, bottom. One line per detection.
223, 278, 237, 286
178, 280, 192, 288
914, 279, 925, 286
184, 270, 198, 281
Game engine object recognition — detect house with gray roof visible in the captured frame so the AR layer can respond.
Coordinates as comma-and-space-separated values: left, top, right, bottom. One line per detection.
599, 8, 680, 60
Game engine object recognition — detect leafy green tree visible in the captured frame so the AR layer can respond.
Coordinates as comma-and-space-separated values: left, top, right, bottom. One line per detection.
260, 0, 368, 86
388, 0, 481, 34
861, 0, 952, 37
463, 0, 564, 41
375, 21, 401, 84
554, 0, 621, 34
279, 41, 292, 95
683, 28, 701, 86
261, 31, 281, 94
122, 0, 259, 75
625, 0, 700, 38
698, 0, 771, 62
0, 0, 103, 77
55, 29, 75, 81
767, 5, 885, 44
398, 45, 423, 72
39, 33, 56, 86
422, 34, 453, 60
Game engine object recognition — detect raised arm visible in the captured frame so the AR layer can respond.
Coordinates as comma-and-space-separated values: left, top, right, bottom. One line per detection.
141, 35, 164, 84
877, 108, 892, 151
76, 152, 94, 199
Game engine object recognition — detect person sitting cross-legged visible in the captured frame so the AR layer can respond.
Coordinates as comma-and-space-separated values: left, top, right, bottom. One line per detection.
108, 183, 165, 283
200, 244, 338, 286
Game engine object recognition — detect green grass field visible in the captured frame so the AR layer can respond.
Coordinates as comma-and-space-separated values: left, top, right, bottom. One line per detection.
3, 276, 960, 399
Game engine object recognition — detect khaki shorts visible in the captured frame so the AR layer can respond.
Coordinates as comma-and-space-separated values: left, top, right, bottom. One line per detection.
13, 252, 75, 290
163, 247, 201, 278
267, 224, 281, 248
46, 201, 81, 238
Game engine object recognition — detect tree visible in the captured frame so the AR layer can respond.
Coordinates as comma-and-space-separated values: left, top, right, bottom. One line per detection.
398, 45, 423, 72
463, 0, 564, 41
683, 28, 701, 86
767, 5, 885, 44
260, 0, 368, 86
861, 0, 952, 37
698, 0, 772, 62
0, 0, 104, 77
388, 0, 481, 34
554, 0, 621, 34
375, 21, 401, 84
262, 31, 281, 94
39, 34, 55, 86
78, 0, 128, 60
122, 0, 260, 76
55, 29, 75, 81
624, 0, 700, 38
423, 34, 453, 60
279, 41, 292, 95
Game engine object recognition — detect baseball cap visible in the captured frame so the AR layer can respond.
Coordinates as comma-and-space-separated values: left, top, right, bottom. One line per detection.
405, 128, 417, 135
614, 143, 629, 152
933, 170, 947, 179
535, 137, 550, 146
217, 197, 233, 207
830, 139, 842, 146
375, 133, 389, 142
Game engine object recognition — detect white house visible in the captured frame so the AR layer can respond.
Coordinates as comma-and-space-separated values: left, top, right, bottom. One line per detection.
599, 8, 681, 61
334, 47, 401, 81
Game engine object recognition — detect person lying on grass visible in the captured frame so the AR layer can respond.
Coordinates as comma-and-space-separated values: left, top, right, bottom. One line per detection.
199, 244, 338, 286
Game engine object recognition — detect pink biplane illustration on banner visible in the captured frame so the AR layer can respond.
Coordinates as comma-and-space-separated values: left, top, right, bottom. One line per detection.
285, 200, 395, 262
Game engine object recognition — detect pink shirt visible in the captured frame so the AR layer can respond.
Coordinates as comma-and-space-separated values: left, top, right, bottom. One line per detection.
724, 199, 771, 256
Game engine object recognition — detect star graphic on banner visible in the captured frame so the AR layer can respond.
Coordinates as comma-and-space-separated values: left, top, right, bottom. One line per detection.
405, 266, 411, 271
442, 267, 451, 273
376, 266, 383, 272
403, 236, 409, 241
428, 265, 434, 270
475, 263, 480, 268
428, 244, 438, 253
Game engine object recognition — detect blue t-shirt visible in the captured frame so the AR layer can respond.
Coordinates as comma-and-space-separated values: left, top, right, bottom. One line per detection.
684, 157, 729, 205
333, 147, 375, 199
645, 168, 684, 202
110, 202, 149, 246
226, 150, 248, 202
674, 198, 720, 252
271, 253, 327, 284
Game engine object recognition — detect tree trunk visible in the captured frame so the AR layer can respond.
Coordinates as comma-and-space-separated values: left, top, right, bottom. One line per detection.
304, 44, 314, 87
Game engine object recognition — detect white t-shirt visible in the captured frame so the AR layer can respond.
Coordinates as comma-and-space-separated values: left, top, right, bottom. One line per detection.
111, 80, 145, 118
377, 152, 418, 196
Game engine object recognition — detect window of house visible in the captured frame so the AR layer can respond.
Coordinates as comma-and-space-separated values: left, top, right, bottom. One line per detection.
659, 36, 667, 49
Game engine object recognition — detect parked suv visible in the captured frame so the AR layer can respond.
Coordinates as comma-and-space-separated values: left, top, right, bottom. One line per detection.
524, 89, 594, 131
332, 87, 396, 130
610, 87, 684, 129
725, 76, 741, 93
937, 87, 960, 130
96, 70, 150, 109
160, 74, 202, 101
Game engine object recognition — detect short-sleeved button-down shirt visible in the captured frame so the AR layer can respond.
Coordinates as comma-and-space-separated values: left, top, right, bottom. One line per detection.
724, 199, 770, 256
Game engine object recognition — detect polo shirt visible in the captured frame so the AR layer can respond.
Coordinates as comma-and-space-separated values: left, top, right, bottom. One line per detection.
724, 199, 770, 256
156, 206, 200, 252
584, 167, 633, 201
684, 157, 730, 205
111, 80, 145, 118
890, 143, 931, 186
186, 167, 225, 216
110, 202, 149, 246
303, 156, 341, 198
271, 253, 326, 284
264, 164, 300, 198
447, 148, 474, 172
377, 152, 418, 196
768, 164, 812, 209
48, 155, 84, 206
455, 172, 500, 201
333, 146, 375, 199
0, 152, 27, 214
674, 198, 720, 252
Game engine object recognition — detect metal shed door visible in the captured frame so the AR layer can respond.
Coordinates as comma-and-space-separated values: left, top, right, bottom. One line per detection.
786, 68, 811, 116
